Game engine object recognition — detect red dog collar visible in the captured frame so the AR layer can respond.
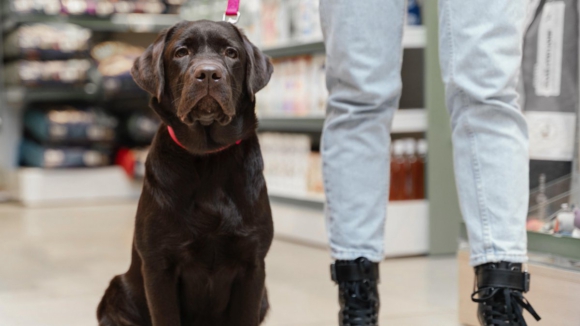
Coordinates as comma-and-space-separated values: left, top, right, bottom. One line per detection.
167, 126, 241, 153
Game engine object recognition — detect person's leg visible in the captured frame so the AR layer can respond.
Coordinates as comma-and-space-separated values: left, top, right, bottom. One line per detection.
320, 0, 405, 264
319, 0, 406, 324
439, 0, 540, 324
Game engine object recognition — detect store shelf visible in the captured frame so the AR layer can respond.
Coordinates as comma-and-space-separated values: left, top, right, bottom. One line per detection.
268, 188, 326, 205
3, 85, 100, 108
460, 222, 580, 261
8, 166, 141, 206
262, 25, 426, 58
258, 116, 325, 133
527, 231, 580, 261
271, 198, 429, 257
1, 13, 181, 33
262, 40, 325, 59
258, 108, 427, 133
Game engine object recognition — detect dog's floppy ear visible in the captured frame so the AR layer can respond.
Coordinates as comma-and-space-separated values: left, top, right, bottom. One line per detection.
241, 33, 274, 101
131, 26, 175, 102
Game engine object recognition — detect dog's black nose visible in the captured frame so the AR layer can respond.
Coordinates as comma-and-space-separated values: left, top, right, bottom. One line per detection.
194, 65, 222, 82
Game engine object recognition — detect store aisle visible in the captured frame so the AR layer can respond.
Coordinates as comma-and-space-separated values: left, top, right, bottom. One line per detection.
0, 202, 459, 326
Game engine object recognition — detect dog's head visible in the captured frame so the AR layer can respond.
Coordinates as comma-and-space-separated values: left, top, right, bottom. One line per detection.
131, 20, 273, 152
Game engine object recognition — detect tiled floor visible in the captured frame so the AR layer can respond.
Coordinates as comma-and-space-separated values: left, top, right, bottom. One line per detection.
0, 201, 460, 326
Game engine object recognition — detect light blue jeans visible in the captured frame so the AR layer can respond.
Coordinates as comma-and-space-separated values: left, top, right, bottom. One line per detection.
320, 0, 529, 266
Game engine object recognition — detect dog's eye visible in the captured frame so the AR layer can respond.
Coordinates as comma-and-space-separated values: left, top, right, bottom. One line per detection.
225, 48, 238, 59
174, 48, 190, 58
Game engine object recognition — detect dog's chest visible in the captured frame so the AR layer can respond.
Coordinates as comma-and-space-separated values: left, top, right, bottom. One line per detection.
180, 234, 262, 272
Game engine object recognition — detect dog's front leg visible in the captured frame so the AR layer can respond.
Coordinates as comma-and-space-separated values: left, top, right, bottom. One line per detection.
227, 262, 267, 326
142, 263, 181, 326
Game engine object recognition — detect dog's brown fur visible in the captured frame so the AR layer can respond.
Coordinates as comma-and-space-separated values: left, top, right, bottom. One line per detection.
97, 20, 274, 326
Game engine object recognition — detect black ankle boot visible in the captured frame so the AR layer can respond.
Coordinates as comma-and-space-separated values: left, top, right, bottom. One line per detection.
471, 262, 541, 326
331, 257, 380, 326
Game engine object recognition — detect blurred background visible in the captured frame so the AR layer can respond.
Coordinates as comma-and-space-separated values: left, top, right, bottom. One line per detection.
0, 0, 579, 325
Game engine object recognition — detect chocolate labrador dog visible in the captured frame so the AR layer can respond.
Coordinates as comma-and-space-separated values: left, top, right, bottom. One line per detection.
97, 20, 274, 326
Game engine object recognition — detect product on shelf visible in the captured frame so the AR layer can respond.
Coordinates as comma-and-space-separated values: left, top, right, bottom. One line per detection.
556, 205, 576, 234
91, 41, 144, 62
307, 151, 323, 194
4, 59, 93, 86
9, 0, 61, 15
414, 139, 427, 199
20, 140, 112, 168
525, 174, 580, 238
9, 0, 169, 16
290, 0, 322, 42
390, 140, 406, 200
390, 138, 426, 201
521, 0, 578, 224
259, 132, 311, 194
116, 147, 149, 178
91, 41, 146, 97
260, 0, 291, 47
257, 54, 327, 117
23, 106, 118, 145
3, 23, 92, 60
115, 111, 160, 146
261, 134, 427, 199
179, 0, 226, 21
407, 0, 422, 25
528, 175, 571, 221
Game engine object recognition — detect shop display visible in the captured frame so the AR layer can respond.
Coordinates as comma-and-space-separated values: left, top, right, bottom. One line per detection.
289, 0, 321, 42
91, 41, 146, 98
260, 132, 312, 194
390, 138, 426, 201
526, 174, 580, 238
24, 106, 118, 145
521, 0, 579, 240
20, 140, 112, 168
116, 111, 160, 146
4, 59, 93, 86
179, 0, 227, 20
115, 147, 149, 178
522, 0, 578, 187
8, 0, 169, 16
407, 0, 422, 25
307, 152, 323, 194
0, 0, 427, 202
3, 23, 92, 60
8, 0, 61, 15
260, 133, 427, 199
20, 107, 117, 168
257, 54, 327, 117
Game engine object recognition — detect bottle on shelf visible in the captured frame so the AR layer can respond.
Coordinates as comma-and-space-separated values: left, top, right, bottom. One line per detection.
414, 139, 427, 199
390, 140, 407, 201
403, 138, 417, 200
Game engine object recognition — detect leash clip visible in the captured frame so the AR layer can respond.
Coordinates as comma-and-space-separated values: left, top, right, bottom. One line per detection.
223, 12, 240, 24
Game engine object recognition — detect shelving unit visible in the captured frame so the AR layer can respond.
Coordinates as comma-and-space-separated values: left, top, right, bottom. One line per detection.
262, 25, 426, 58
258, 108, 427, 133
1, 13, 181, 33
3, 85, 100, 108
0, 6, 432, 259
0, 10, 172, 201
256, 24, 429, 257
271, 198, 429, 257
9, 166, 140, 206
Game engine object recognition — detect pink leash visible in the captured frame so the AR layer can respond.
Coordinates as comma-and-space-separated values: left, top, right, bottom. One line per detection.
223, 0, 240, 24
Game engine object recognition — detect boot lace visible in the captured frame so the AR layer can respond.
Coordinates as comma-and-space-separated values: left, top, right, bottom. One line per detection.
472, 287, 541, 326
341, 280, 378, 326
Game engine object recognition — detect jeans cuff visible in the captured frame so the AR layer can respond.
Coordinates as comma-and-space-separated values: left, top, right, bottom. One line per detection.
470, 252, 528, 267
331, 249, 384, 263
